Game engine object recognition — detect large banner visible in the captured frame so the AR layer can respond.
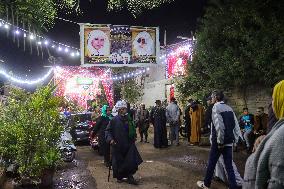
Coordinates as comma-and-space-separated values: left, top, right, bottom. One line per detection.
80, 24, 159, 66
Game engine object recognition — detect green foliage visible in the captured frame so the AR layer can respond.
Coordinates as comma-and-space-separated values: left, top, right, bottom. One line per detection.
177, 0, 284, 99
107, 0, 175, 17
0, 86, 63, 179
121, 79, 143, 104
112, 67, 144, 104
0, 0, 174, 31
57, 96, 84, 113
0, 0, 76, 30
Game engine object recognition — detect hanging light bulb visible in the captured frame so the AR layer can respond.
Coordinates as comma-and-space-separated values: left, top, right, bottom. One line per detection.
4, 24, 9, 29
64, 48, 69, 53
58, 47, 62, 51
29, 34, 35, 40
23, 33, 27, 38
15, 30, 20, 35
37, 41, 42, 45
70, 52, 75, 57
44, 40, 49, 45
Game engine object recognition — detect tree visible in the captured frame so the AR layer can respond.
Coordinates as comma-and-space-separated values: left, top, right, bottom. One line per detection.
0, 0, 175, 31
0, 86, 63, 184
177, 0, 284, 101
112, 67, 144, 104
107, 0, 174, 17
0, 0, 76, 30
121, 79, 143, 104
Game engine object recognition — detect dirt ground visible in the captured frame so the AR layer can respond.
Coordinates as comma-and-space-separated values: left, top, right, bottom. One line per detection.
51, 128, 248, 189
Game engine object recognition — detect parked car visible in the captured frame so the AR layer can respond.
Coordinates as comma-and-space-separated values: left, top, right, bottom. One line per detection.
70, 112, 93, 144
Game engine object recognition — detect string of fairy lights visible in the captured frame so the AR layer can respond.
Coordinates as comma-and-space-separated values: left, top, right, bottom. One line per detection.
159, 42, 196, 78
0, 18, 80, 58
0, 68, 54, 85
159, 43, 195, 63
0, 66, 150, 85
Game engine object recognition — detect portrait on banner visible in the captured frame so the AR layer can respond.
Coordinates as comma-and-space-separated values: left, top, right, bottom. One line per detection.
84, 26, 110, 60
131, 28, 156, 63
81, 24, 158, 65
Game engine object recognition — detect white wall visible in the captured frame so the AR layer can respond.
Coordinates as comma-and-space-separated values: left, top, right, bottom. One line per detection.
141, 63, 170, 107
142, 79, 169, 107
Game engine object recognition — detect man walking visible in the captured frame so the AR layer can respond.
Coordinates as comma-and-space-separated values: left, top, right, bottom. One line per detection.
105, 100, 143, 185
166, 97, 181, 146
197, 91, 240, 189
136, 103, 150, 143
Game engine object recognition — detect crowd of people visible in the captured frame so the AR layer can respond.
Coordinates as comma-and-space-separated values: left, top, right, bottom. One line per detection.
70, 79, 284, 188
197, 80, 284, 189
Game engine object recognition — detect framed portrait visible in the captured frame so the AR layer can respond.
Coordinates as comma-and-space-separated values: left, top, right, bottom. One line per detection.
131, 29, 156, 56
84, 26, 111, 59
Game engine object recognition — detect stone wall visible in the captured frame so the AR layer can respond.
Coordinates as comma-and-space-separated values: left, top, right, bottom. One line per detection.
226, 85, 272, 116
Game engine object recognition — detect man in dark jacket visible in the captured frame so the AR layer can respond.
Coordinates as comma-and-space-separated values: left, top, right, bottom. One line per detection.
197, 91, 240, 189
150, 100, 168, 148
136, 103, 150, 143
105, 100, 143, 185
254, 107, 268, 135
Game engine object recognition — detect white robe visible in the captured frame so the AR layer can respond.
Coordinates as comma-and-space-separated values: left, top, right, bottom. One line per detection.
214, 155, 243, 186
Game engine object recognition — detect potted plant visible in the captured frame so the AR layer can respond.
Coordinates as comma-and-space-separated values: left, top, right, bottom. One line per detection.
0, 86, 63, 188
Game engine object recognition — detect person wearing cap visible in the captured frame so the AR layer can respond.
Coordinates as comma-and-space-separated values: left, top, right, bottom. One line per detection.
166, 97, 181, 146
197, 91, 241, 189
105, 100, 143, 185
150, 100, 168, 148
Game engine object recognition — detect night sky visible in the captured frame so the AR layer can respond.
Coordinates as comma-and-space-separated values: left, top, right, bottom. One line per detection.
0, 0, 206, 80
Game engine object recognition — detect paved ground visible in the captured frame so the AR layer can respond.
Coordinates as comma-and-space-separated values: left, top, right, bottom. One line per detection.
1, 128, 248, 189
52, 128, 248, 189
